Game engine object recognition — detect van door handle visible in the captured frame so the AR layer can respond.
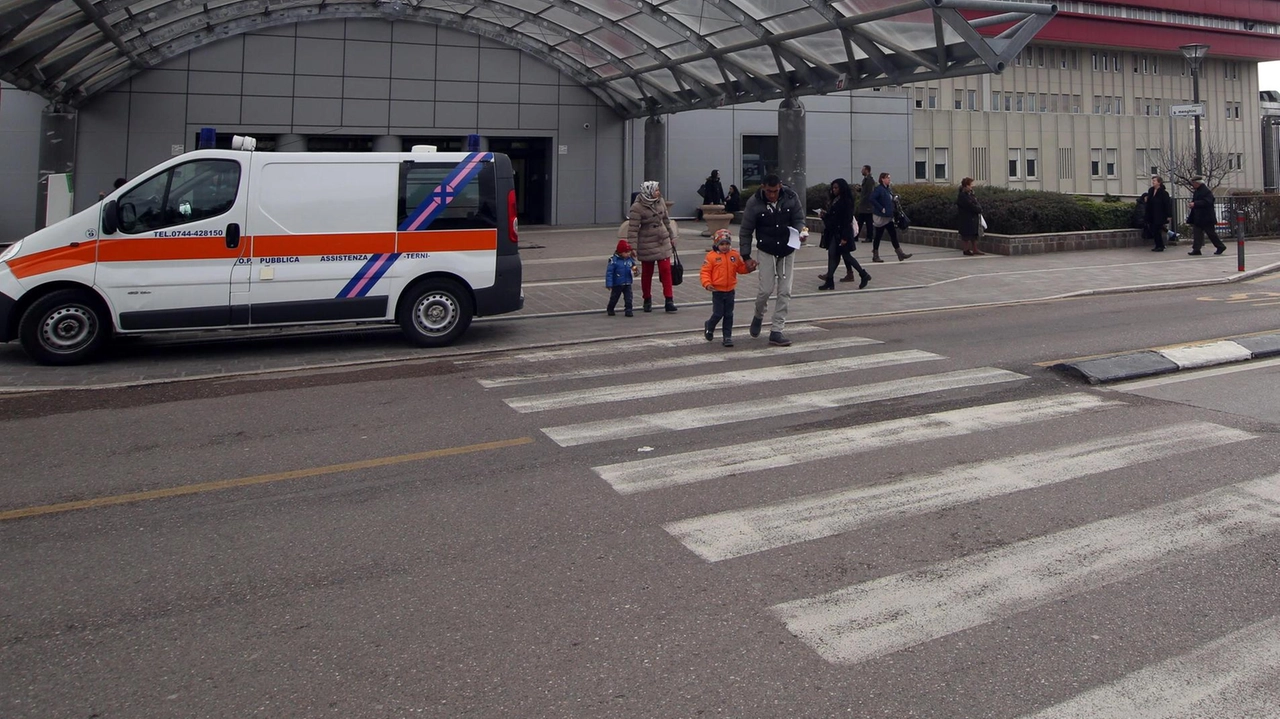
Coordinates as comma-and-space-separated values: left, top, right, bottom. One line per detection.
226, 223, 241, 249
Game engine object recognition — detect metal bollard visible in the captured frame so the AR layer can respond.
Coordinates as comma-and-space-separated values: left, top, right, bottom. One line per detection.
1236, 210, 1246, 272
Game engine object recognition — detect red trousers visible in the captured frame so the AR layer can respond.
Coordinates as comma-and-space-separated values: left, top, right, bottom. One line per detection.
641, 258, 673, 300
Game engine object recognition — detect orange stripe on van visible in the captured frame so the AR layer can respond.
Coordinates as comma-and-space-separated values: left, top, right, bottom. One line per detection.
6, 242, 99, 280
96, 237, 243, 262
396, 229, 498, 253
252, 232, 396, 257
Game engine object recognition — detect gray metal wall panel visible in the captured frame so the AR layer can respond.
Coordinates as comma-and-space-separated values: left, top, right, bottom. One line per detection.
342, 99, 390, 127
389, 100, 434, 127
436, 28, 480, 47
520, 54, 559, 85
295, 38, 345, 76
346, 19, 393, 42
479, 49, 520, 83
520, 105, 559, 130
344, 40, 392, 78
243, 73, 294, 96
434, 101, 477, 128
390, 79, 434, 101
186, 95, 241, 125
130, 69, 188, 94
436, 80, 478, 103
479, 83, 518, 103
559, 85, 597, 106
478, 103, 519, 129
293, 97, 341, 125
297, 19, 345, 39
294, 75, 342, 98
436, 47, 479, 82
344, 77, 391, 100
520, 84, 559, 105
130, 93, 186, 132
0, 84, 44, 242
188, 71, 243, 96
189, 36, 244, 72
242, 96, 294, 125
391, 43, 436, 80
392, 23, 436, 45
244, 35, 296, 74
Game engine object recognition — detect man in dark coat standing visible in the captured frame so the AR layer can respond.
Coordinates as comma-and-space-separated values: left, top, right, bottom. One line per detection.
1187, 176, 1226, 255
856, 165, 875, 242
701, 170, 726, 206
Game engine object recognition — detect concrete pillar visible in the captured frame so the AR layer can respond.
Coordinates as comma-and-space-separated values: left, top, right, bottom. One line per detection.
35, 107, 77, 230
373, 135, 403, 152
275, 133, 307, 152
643, 115, 666, 192
778, 97, 806, 198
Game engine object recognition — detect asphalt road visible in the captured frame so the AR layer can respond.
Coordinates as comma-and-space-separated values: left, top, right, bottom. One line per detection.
3, 283, 1280, 718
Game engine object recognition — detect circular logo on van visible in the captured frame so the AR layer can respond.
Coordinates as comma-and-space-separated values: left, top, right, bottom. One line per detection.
85, 228, 96, 239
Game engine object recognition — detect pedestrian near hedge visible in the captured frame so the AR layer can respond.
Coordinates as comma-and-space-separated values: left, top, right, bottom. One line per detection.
627, 180, 679, 312
1145, 176, 1174, 252
817, 178, 871, 290
870, 173, 912, 263
701, 229, 752, 347
856, 165, 875, 242
605, 239, 637, 316
956, 178, 985, 256
1186, 176, 1226, 256
700, 169, 726, 206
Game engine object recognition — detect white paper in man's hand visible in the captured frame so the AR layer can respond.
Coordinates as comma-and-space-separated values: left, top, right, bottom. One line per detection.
787, 226, 802, 249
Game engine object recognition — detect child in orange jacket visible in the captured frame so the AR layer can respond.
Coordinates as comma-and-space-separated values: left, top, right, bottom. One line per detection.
700, 228, 753, 347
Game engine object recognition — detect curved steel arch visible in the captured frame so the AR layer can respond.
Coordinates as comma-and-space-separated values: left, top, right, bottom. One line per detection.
0, 0, 1055, 117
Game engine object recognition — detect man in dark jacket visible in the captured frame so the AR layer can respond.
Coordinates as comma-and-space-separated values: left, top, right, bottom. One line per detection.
856, 165, 875, 242
739, 174, 805, 346
701, 170, 726, 206
1187, 176, 1226, 255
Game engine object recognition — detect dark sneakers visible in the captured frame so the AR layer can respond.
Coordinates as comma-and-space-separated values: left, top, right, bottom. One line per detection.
704, 320, 714, 342
665, 299, 678, 313
1214, 246, 1227, 255
723, 337, 734, 347
858, 273, 871, 289
768, 332, 791, 347
749, 316, 763, 338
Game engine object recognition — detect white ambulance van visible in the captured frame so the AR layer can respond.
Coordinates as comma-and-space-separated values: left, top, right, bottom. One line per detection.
0, 141, 523, 365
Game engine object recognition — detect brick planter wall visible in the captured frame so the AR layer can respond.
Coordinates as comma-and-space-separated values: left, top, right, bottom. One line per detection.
805, 216, 1144, 256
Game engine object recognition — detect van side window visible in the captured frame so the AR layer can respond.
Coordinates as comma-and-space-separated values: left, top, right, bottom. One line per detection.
399, 162, 497, 231
117, 159, 241, 234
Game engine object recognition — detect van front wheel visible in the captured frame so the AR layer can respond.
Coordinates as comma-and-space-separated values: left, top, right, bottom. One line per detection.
398, 279, 473, 347
19, 289, 111, 365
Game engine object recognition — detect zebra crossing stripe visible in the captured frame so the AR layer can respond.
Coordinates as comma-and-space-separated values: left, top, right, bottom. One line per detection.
593, 393, 1121, 494
543, 367, 1026, 447
772, 473, 1280, 667
504, 349, 942, 413
460, 325, 827, 366
665, 422, 1254, 562
1017, 616, 1280, 718
480, 336, 883, 388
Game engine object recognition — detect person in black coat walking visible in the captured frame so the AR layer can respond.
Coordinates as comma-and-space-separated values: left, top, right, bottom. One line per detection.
1187, 176, 1226, 255
700, 170, 726, 206
817, 178, 871, 290
956, 178, 985, 256
1144, 176, 1174, 252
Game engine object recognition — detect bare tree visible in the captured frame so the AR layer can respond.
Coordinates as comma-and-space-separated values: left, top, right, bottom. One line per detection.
1150, 142, 1238, 193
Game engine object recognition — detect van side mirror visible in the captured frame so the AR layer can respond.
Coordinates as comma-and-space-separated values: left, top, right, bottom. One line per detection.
102, 200, 119, 235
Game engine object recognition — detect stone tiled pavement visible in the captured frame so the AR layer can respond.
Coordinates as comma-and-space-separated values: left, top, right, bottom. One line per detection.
2, 225, 1279, 391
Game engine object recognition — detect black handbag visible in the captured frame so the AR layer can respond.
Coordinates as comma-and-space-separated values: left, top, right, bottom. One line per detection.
670, 249, 683, 286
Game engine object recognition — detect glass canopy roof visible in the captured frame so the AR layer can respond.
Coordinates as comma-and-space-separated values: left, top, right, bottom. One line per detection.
0, 0, 1055, 117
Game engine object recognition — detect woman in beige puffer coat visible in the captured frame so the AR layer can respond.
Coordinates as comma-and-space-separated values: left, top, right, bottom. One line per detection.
627, 180, 678, 313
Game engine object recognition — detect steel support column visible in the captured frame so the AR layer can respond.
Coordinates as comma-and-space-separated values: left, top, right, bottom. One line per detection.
643, 115, 666, 192
778, 97, 806, 200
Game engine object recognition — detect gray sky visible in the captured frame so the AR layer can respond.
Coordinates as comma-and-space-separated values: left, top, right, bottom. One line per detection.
1262, 61, 1279, 92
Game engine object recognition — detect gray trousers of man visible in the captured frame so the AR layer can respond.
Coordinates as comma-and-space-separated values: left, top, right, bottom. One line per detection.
753, 249, 795, 333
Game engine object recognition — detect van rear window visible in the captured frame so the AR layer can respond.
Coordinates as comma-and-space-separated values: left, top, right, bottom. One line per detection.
399, 162, 497, 232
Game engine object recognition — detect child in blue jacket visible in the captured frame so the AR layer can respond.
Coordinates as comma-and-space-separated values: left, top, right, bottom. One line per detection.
605, 239, 637, 316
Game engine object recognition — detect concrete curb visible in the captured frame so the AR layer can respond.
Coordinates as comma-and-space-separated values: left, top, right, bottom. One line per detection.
1051, 332, 1280, 384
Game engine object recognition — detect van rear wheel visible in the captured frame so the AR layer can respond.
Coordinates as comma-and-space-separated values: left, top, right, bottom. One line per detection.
19, 289, 111, 365
398, 279, 473, 347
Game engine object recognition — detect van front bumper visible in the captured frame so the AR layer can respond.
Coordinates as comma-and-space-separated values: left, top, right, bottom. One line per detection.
0, 291, 15, 342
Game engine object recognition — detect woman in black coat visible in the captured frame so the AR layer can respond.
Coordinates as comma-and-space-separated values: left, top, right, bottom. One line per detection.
723, 184, 741, 214
817, 178, 871, 290
956, 177, 985, 256
1145, 175, 1174, 252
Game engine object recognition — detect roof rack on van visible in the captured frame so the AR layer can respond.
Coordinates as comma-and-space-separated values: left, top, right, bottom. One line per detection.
231, 135, 257, 151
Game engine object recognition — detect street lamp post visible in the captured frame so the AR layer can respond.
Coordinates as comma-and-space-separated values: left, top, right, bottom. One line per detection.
1180, 43, 1210, 177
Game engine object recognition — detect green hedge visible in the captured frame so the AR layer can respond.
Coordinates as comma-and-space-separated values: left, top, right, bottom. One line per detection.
806, 183, 830, 213
895, 185, 1137, 235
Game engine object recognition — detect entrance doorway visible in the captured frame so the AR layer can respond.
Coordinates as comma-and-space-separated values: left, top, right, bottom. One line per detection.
488, 137, 551, 225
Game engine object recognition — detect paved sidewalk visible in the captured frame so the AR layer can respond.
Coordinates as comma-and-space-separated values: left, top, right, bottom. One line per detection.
2, 225, 1279, 391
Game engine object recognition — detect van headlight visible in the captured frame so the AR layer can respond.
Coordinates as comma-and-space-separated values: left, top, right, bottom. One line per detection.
0, 241, 21, 263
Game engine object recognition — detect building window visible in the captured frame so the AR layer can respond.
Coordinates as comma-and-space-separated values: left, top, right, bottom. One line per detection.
1114, 53, 1121, 72
1004, 92, 1013, 112
1071, 49, 1080, 70
742, 135, 779, 186
1134, 54, 1140, 73
1148, 149, 1160, 176
992, 91, 1001, 111
1059, 148, 1074, 180
955, 89, 964, 110
1142, 56, 1148, 74
1092, 51, 1099, 71
1115, 97, 1124, 115
1016, 93, 1025, 112
1154, 99, 1161, 116
1039, 93, 1048, 113
1015, 51, 1022, 66
1037, 47, 1045, 67
934, 147, 949, 180
1009, 148, 1021, 179
1091, 148, 1102, 177
915, 88, 924, 108
928, 88, 937, 109
967, 89, 977, 111
1153, 56, 1159, 74
915, 147, 928, 180
1050, 94, 1060, 113
1103, 96, 1112, 115
1026, 148, 1039, 179
1106, 148, 1117, 177
1093, 95, 1102, 114
1072, 94, 1082, 113
1228, 154, 1236, 171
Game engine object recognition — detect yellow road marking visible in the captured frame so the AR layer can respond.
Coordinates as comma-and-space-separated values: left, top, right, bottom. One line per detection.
0, 436, 535, 522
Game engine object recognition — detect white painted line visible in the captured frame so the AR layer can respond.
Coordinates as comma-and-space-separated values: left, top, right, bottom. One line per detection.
505, 349, 941, 413
1108, 355, 1280, 392
544, 367, 1026, 447
460, 325, 826, 365
772, 473, 1280, 666
481, 335, 882, 387
667, 422, 1254, 562
1157, 340, 1253, 369
1018, 616, 1280, 718
593, 393, 1122, 494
